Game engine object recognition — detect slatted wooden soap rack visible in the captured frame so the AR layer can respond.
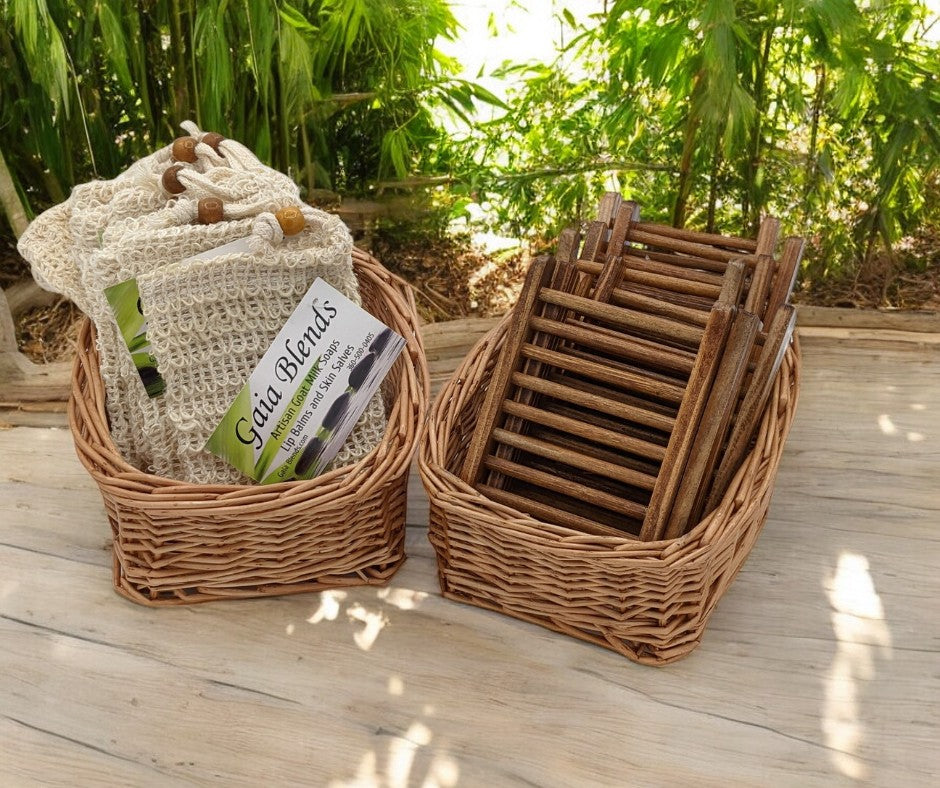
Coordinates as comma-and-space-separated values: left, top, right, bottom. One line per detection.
460, 194, 803, 541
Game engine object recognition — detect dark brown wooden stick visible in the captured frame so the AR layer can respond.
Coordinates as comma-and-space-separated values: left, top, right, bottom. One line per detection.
578, 221, 608, 263
764, 237, 805, 324
491, 427, 657, 490
719, 260, 747, 306
626, 229, 739, 266
743, 254, 774, 321
621, 268, 724, 300
495, 261, 580, 475
576, 258, 724, 300
755, 216, 781, 256
705, 304, 796, 512
561, 346, 686, 392
460, 255, 555, 485
633, 221, 758, 252
608, 287, 710, 326
592, 203, 636, 300
616, 281, 717, 312
639, 303, 735, 541
528, 315, 696, 375
512, 372, 676, 431
478, 484, 633, 538
541, 401, 668, 457
621, 253, 726, 284
544, 370, 678, 418
555, 227, 581, 264
661, 310, 761, 540
503, 399, 668, 462
597, 192, 623, 225
528, 427, 660, 478
538, 289, 705, 346
483, 455, 648, 520
519, 343, 686, 403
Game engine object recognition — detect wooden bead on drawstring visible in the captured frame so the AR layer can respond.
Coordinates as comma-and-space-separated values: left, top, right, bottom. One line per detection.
171, 137, 197, 163
162, 165, 186, 194
198, 198, 224, 224
275, 206, 305, 236
202, 132, 226, 155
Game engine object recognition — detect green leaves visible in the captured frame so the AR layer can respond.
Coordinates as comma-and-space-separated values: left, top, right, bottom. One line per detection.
443, 0, 939, 279
0, 0, 476, 223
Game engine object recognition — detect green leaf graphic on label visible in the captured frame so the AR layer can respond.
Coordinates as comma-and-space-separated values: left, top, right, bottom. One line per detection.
205, 386, 255, 473
104, 278, 166, 398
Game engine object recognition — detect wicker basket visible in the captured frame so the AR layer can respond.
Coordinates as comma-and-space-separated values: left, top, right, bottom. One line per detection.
420, 316, 800, 665
68, 249, 429, 606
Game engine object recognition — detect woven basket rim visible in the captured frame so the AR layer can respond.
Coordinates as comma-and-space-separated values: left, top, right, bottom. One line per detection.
419, 314, 801, 558
68, 248, 430, 498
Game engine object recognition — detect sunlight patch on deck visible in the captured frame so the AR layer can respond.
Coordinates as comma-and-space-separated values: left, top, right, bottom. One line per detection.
823, 552, 893, 781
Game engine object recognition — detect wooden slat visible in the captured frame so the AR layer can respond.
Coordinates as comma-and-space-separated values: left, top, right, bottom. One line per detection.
460, 255, 555, 485
765, 236, 805, 324
639, 304, 736, 541
555, 227, 581, 264
755, 216, 781, 256
561, 346, 687, 392
520, 343, 685, 404
577, 254, 724, 301
478, 484, 631, 538
620, 267, 724, 300
491, 428, 657, 490
621, 253, 726, 285
511, 372, 677, 432
705, 305, 797, 512
528, 316, 696, 375
662, 311, 762, 539
718, 260, 747, 307
630, 248, 750, 277
542, 400, 668, 455
608, 288, 710, 327
493, 260, 580, 481
544, 370, 678, 419
578, 221, 608, 263
502, 399, 668, 462
483, 455, 648, 520
744, 255, 774, 320
596, 192, 623, 225
538, 289, 704, 347
627, 229, 739, 266
528, 426, 660, 478
632, 220, 759, 252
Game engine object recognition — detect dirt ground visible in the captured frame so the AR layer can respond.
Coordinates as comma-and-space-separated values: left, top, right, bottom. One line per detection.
3, 228, 938, 366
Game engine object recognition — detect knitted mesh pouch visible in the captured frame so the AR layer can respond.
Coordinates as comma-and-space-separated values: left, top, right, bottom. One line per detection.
18, 124, 377, 482
136, 206, 386, 484
79, 155, 319, 473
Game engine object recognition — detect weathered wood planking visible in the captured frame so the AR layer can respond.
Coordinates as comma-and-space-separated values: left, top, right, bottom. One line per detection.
1, 333, 939, 786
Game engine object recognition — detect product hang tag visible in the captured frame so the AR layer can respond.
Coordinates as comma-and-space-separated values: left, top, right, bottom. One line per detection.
104, 278, 166, 397
205, 278, 405, 483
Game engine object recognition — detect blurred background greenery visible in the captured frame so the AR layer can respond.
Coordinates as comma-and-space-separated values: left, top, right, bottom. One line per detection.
1, 0, 938, 295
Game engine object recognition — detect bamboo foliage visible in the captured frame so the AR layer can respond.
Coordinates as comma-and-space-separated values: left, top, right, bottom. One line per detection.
453, 0, 939, 278
0, 0, 497, 229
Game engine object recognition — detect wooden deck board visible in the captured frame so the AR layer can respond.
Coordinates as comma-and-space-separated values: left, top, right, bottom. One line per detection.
1, 329, 938, 786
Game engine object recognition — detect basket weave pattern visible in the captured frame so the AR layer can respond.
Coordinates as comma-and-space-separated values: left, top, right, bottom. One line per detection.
420, 317, 800, 665
68, 249, 429, 606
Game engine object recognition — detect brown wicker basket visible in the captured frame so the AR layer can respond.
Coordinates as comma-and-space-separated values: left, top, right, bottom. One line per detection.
420, 316, 800, 665
68, 248, 429, 606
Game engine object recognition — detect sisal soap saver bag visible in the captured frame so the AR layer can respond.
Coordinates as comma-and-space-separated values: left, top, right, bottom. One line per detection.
136, 205, 387, 484
74, 160, 305, 474
19, 124, 228, 312
19, 124, 380, 482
